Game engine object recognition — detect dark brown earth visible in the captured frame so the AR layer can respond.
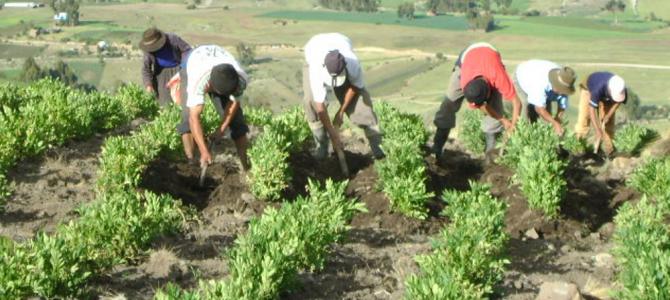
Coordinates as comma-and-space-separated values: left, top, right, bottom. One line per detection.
1, 131, 645, 299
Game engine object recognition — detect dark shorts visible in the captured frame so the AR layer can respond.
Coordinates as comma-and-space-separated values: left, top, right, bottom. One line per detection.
177, 68, 249, 140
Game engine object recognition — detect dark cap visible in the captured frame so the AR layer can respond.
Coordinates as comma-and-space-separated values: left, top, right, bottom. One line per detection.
139, 27, 166, 53
549, 67, 576, 95
210, 64, 239, 96
464, 77, 490, 107
324, 50, 346, 75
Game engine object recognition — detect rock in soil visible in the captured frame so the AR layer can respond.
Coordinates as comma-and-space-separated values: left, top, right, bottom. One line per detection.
536, 281, 582, 300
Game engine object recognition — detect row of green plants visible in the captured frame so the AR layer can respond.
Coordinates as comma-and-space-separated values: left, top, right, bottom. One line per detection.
247, 106, 310, 201
613, 123, 658, 156
405, 181, 508, 299
499, 121, 567, 218
458, 108, 486, 153
375, 102, 433, 219
0, 107, 190, 298
613, 156, 670, 298
0, 79, 158, 208
155, 179, 366, 299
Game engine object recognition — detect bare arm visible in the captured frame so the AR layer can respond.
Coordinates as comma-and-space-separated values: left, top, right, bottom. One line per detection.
555, 107, 565, 123
602, 102, 620, 124
219, 99, 239, 134
510, 94, 522, 128
535, 106, 563, 135
334, 86, 358, 128
189, 104, 211, 164
480, 103, 512, 129
589, 105, 603, 138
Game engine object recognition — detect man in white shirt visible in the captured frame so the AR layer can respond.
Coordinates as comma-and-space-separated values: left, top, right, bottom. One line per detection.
514, 60, 576, 136
303, 33, 384, 160
177, 45, 250, 170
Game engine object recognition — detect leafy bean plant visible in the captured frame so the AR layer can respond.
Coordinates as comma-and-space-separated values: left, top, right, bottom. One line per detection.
248, 107, 310, 201
375, 102, 433, 219
614, 123, 658, 155
458, 108, 486, 153
0, 80, 158, 208
244, 106, 273, 127
0, 107, 188, 299
155, 179, 366, 300
560, 132, 589, 155
613, 195, 670, 299
406, 181, 508, 299
628, 156, 670, 201
499, 120, 566, 218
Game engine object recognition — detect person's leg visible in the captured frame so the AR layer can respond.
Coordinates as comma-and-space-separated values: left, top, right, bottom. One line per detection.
337, 86, 385, 159
574, 88, 592, 139
482, 91, 504, 152
156, 66, 179, 108
432, 65, 464, 158
177, 68, 195, 160
302, 64, 329, 159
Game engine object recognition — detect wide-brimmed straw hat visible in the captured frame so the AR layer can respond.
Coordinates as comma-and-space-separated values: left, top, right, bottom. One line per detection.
139, 27, 167, 53
548, 66, 576, 95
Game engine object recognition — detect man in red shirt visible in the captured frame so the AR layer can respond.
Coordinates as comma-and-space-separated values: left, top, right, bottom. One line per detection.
432, 42, 521, 159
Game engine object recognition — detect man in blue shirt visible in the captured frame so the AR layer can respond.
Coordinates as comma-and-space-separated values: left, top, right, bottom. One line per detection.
574, 71, 627, 155
139, 27, 191, 107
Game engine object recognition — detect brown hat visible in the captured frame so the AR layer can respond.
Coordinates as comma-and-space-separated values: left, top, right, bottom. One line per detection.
548, 67, 576, 95
139, 27, 166, 53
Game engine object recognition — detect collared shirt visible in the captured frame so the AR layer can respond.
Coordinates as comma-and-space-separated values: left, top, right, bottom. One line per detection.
458, 42, 517, 107
185, 45, 249, 108
304, 33, 364, 104
586, 72, 627, 108
515, 59, 568, 109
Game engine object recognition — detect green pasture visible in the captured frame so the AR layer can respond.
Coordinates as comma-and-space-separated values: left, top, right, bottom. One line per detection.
261, 10, 470, 31
0, 43, 45, 59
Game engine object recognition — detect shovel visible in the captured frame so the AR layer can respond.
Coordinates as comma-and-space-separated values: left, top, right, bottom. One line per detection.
199, 134, 218, 187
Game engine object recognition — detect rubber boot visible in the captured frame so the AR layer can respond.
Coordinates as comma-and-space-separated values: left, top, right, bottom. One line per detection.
432, 128, 450, 160
364, 125, 385, 159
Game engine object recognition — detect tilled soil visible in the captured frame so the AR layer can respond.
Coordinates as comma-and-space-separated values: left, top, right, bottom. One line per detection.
2, 133, 642, 299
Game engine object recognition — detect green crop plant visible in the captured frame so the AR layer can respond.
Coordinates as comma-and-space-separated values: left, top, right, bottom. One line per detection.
0, 79, 158, 207
406, 181, 508, 299
154, 179, 366, 300
628, 157, 670, 200
613, 196, 670, 299
614, 123, 658, 155
248, 107, 310, 201
375, 102, 432, 219
459, 109, 486, 153
498, 120, 560, 169
244, 106, 273, 127
0, 106, 189, 298
514, 147, 566, 218
560, 132, 589, 155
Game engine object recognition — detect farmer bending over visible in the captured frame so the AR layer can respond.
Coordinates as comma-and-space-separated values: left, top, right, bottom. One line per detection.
574, 72, 627, 155
139, 27, 191, 107
175, 45, 251, 171
303, 33, 384, 160
432, 42, 522, 159
514, 59, 576, 136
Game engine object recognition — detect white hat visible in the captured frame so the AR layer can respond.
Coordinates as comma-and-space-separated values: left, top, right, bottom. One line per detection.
608, 75, 626, 102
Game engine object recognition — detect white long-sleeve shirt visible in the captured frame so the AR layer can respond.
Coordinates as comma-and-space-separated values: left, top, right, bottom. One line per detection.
304, 33, 364, 103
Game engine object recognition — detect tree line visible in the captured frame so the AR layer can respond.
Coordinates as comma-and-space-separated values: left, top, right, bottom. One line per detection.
318, 0, 379, 12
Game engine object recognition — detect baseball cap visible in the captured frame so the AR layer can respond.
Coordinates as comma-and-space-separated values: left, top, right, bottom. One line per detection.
548, 67, 576, 95
210, 64, 239, 96
608, 75, 626, 102
324, 50, 347, 87
464, 77, 490, 107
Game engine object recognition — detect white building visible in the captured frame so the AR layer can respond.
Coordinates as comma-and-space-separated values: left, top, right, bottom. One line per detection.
4, 2, 42, 8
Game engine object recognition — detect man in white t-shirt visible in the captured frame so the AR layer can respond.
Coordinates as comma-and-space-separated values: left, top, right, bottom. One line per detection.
514, 59, 576, 136
177, 45, 250, 170
303, 33, 384, 160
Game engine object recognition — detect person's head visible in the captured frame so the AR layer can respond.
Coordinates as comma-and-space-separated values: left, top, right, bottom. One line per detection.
209, 64, 240, 97
464, 77, 490, 107
608, 75, 626, 103
324, 50, 347, 87
139, 27, 166, 53
549, 66, 576, 95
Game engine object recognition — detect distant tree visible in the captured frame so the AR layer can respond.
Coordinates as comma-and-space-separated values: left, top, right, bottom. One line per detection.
397, 2, 415, 20
50, 0, 80, 26
604, 0, 626, 25
20, 57, 44, 82
47, 60, 78, 86
236, 42, 256, 66
466, 9, 495, 32
631, 0, 638, 16
318, 0, 379, 12
494, 0, 512, 13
